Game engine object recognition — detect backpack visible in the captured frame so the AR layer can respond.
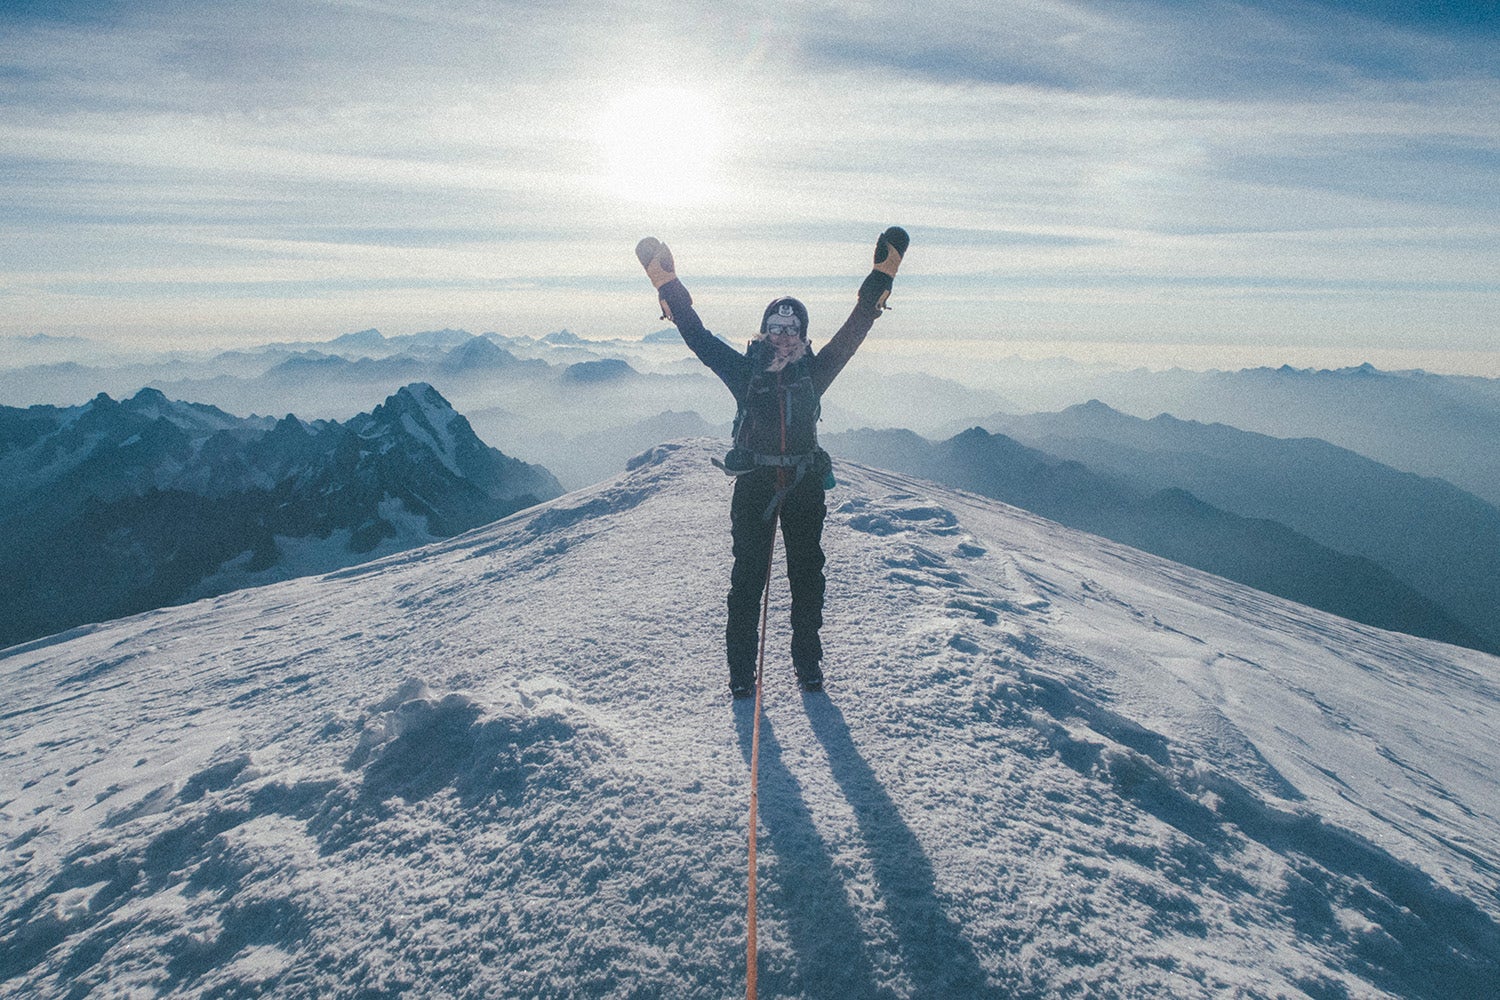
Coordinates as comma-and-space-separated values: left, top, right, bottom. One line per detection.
715, 354, 834, 489
736, 355, 820, 456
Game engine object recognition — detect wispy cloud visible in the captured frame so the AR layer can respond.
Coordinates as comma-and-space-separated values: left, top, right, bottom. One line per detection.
800, 0, 1500, 95
1, 0, 1497, 363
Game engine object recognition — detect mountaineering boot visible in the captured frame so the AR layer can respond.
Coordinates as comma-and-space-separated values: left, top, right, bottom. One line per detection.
858, 226, 910, 311
635, 237, 683, 322
795, 660, 824, 693
731, 683, 754, 701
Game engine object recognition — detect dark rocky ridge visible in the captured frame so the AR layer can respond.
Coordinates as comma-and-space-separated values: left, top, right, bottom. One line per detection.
0, 383, 561, 648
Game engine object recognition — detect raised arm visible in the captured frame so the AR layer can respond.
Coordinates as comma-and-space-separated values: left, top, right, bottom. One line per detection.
636, 237, 747, 394
812, 226, 909, 395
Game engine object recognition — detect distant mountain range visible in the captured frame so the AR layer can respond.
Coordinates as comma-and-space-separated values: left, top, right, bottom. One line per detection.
0, 328, 1017, 487
981, 400, 1500, 655
961, 362, 1500, 507
824, 426, 1491, 655
0, 383, 561, 648
5, 327, 1499, 658
9, 334, 1500, 504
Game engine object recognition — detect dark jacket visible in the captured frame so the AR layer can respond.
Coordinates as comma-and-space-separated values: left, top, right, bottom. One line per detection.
657, 279, 882, 458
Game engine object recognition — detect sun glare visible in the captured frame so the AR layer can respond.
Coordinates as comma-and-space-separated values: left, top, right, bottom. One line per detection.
596, 86, 724, 205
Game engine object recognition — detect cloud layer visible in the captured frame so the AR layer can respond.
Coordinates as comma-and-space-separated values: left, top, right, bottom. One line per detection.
2, 0, 1497, 364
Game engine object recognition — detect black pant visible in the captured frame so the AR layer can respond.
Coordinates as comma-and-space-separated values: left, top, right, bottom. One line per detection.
726, 468, 827, 689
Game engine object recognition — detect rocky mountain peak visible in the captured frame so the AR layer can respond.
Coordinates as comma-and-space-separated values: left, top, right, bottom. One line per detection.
0, 386, 561, 649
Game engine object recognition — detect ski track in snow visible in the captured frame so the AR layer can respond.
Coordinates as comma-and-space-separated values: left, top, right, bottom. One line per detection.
2, 440, 1499, 998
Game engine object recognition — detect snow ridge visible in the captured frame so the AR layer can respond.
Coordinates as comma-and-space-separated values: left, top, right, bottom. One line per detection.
2, 441, 1498, 998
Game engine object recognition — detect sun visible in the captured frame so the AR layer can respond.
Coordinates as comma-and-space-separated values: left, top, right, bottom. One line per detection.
595, 86, 724, 205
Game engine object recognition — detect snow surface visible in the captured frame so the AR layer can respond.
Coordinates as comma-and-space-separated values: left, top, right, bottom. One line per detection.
2, 441, 1498, 998
182, 499, 442, 604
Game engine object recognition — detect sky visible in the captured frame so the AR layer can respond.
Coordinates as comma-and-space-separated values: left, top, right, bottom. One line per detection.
2, 0, 1498, 372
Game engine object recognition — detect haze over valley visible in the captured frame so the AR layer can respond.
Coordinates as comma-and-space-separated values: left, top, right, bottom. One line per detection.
5, 325, 1499, 663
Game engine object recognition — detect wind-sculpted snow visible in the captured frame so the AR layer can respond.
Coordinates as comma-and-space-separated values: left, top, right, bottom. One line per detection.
2, 441, 1498, 998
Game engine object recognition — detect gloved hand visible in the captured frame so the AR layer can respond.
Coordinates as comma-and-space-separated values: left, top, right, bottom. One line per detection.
635, 237, 677, 289
635, 237, 687, 321
858, 226, 910, 311
874, 226, 908, 277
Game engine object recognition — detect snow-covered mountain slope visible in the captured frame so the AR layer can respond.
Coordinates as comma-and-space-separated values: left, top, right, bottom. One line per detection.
0, 383, 562, 649
981, 399, 1500, 655
3, 442, 1498, 998
825, 425, 1487, 654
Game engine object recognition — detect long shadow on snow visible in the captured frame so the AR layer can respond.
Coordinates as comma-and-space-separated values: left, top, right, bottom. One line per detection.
802, 696, 1009, 1000
734, 705, 895, 1000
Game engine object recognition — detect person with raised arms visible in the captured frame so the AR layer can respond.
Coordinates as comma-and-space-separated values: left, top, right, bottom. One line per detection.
635, 227, 909, 698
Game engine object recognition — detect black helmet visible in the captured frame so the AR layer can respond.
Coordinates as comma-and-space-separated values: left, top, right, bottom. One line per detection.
759, 296, 809, 340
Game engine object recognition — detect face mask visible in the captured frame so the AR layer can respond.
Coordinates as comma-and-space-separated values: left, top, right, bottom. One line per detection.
761, 331, 808, 372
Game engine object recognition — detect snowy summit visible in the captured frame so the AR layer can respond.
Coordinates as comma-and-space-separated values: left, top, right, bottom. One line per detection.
2, 441, 1498, 997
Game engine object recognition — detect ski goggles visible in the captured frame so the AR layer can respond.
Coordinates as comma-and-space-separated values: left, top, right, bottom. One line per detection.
765, 320, 803, 339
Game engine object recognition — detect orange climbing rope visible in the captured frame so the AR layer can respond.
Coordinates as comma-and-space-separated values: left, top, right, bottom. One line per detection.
748, 372, 793, 999
746, 510, 776, 999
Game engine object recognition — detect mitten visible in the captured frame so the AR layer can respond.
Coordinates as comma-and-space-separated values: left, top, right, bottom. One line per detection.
858, 226, 909, 311
874, 226, 908, 277
635, 237, 688, 321
635, 237, 676, 288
